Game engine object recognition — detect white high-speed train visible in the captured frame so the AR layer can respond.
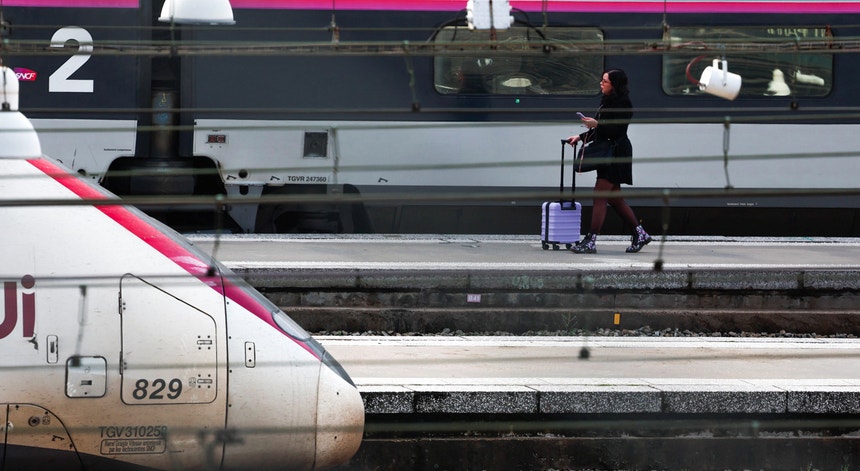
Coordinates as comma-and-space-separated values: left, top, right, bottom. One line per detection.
4, 0, 860, 236
0, 66, 364, 470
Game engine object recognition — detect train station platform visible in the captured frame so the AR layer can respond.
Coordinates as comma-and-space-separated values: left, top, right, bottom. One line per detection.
189, 234, 860, 332
188, 233, 860, 273
188, 234, 860, 419
321, 335, 860, 416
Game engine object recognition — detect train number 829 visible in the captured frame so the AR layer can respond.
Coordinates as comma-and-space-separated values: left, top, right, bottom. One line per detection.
132, 378, 183, 400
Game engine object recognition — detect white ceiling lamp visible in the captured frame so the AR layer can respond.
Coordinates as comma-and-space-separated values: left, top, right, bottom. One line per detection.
686, 55, 742, 101
159, 0, 235, 25
0, 66, 42, 159
466, 0, 513, 30
698, 59, 742, 100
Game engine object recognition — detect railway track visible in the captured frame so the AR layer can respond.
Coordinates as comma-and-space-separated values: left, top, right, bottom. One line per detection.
285, 306, 860, 337
255, 271, 860, 336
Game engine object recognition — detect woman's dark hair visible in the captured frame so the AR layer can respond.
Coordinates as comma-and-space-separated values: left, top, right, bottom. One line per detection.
606, 69, 629, 96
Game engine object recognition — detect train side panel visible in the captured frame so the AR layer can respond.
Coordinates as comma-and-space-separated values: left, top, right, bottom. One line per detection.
187, 2, 860, 233
6, 0, 860, 235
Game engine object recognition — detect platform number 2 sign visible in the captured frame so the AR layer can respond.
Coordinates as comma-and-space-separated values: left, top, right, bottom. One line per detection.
49, 27, 94, 93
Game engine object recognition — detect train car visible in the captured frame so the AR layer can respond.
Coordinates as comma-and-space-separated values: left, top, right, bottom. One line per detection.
4, 0, 860, 236
0, 66, 364, 470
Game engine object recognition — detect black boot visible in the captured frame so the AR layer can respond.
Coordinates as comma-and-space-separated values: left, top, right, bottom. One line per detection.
572, 233, 597, 254
626, 225, 652, 253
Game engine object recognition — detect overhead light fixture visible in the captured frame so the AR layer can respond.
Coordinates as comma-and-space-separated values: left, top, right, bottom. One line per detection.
698, 58, 742, 101
466, 0, 513, 30
1, 64, 19, 111
159, 0, 235, 25
765, 69, 791, 96
0, 66, 42, 159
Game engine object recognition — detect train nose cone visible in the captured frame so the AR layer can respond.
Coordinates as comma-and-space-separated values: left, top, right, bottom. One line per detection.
314, 362, 365, 469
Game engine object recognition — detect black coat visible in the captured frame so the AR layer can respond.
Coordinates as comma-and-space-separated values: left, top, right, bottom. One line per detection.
579, 93, 634, 185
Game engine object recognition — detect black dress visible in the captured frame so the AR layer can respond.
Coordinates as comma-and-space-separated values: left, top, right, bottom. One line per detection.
579, 93, 634, 185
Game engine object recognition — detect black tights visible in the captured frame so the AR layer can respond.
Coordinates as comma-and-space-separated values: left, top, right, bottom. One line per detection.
589, 178, 639, 234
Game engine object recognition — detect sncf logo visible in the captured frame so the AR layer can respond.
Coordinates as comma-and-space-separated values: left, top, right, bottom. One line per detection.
13, 68, 38, 82
0, 275, 36, 339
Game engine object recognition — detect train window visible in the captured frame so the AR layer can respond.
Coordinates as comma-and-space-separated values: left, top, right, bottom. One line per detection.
434, 26, 603, 95
663, 26, 832, 97
272, 310, 312, 342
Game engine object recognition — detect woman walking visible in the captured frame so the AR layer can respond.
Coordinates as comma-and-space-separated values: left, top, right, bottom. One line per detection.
567, 69, 651, 254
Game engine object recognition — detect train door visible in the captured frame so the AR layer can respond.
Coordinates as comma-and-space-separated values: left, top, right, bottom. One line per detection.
118, 274, 224, 467
119, 275, 219, 405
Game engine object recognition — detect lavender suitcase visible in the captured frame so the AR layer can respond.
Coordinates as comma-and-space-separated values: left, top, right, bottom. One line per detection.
540, 140, 582, 250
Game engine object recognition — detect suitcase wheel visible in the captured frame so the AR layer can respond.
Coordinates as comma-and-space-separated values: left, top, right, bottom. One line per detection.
552, 244, 559, 250
541, 242, 549, 250
565, 243, 572, 250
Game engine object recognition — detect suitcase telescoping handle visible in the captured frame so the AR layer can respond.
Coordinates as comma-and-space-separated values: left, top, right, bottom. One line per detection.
559, 139, 577, 203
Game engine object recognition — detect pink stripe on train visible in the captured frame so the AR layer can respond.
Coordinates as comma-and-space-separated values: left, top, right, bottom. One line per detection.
7, 0, 858, 14
230, 0, 860, 14
2, 0, 138, 7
